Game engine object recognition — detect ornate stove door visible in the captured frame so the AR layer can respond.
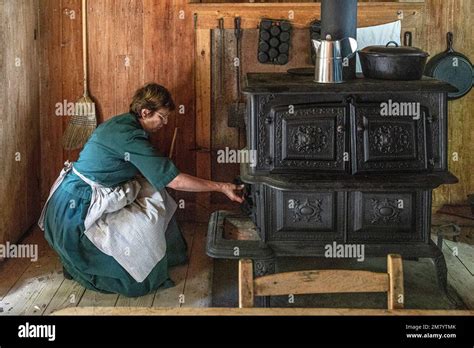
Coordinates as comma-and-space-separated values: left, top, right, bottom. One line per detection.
269, 104, 348, 173
352, 104, 429, 173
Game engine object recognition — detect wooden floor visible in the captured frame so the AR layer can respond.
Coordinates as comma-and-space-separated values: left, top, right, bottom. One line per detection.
1, 221, 473, 315
0, 222, 213, 315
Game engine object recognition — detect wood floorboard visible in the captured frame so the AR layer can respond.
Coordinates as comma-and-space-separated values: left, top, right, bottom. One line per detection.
43, 278, 87, 315
0, 228, 47, 300
0, 229, 63, 315
181, 223, 213, 308
0, 223, 472, 315
152, 222, 196, 308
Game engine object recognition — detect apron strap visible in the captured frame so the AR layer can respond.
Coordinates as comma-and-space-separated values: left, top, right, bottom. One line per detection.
37, 161, 74, 230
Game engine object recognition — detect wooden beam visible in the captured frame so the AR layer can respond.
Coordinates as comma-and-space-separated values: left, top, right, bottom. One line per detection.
195, 28, 212, 221
254, 270, 389, 297
52, 307, 474, 316
387, 254, 405, 310
238, 259, 254, 308
189, 3, 424, 29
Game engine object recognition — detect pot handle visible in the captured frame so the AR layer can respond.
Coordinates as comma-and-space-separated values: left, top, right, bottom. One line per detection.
386, 41, 399, 47
447, 32, 454, 52
404, 32, 412, 47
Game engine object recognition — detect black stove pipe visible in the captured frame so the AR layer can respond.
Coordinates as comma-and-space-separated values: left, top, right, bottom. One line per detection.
321, 0, 358, 80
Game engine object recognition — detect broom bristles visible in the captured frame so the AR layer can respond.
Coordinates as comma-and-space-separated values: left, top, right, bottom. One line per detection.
62, 97, 97, 151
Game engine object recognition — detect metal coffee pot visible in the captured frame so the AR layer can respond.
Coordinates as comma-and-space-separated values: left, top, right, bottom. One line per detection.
312, 35, 358, 83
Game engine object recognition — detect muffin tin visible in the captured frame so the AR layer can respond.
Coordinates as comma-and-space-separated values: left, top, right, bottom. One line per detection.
258, 19, 292, 65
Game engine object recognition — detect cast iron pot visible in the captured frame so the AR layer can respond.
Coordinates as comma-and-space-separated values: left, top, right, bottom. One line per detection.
359, 40, 429, 80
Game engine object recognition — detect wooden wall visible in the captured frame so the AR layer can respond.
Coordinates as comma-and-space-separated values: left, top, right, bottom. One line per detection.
39, 0, 338, 216
39, 0, 196, 218
0, 0, 41, 248
422, 0, 474, 209
36, 0, 473, 229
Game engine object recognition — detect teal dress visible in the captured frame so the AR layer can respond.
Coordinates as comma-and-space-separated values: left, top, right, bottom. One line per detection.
43, 113, 187, 297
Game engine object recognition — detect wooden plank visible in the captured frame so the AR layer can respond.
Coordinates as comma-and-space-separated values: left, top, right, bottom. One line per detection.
387, 254, 404, 310
195, 29, 212, 162
254, 270, 389, 297
152, 222, 195, 307
22, 0, 41, 233
189, 3, 424, 29
0, 0, 41, 245
22, 258, 64, 315
426, 0, 473, 208
444, 239, 474, 274
0, 0, 6, 245
442, 241, 474, 309
87, 0, 115, 122
114, 0, 144, 115
195, 28, 212, 222
77, 290, 119, 308
115, 291, 155, 308
152, 264, 187, 307
238, 259, 254, 308
445, 0, 473, 205
43, 279, 87, 315
61, 0, 83, 162
52, 307, 474, 316
142, 0, 197, 221
39, 0, 64, 204
181, 223, 213, 307
0, 232, 62, 315
210, 25, 241, 205
0, 229, 45, 300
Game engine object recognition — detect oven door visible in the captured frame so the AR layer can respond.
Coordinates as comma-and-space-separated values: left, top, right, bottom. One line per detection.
352, 103, 429, 173
269, 103, 349, 173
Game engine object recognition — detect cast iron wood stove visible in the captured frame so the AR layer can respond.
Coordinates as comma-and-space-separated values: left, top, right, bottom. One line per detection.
207, 73, 458, 299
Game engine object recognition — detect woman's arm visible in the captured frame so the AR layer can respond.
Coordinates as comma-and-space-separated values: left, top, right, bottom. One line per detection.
167, 173, 244, 203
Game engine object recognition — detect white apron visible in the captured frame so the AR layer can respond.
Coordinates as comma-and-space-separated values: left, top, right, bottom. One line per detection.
38, 161, 177, 283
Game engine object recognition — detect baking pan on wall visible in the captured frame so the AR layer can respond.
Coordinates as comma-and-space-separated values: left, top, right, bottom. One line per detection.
257, 19, 292, 65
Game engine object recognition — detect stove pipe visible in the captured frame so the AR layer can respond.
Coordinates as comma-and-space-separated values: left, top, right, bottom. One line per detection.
321, 0, 358, 80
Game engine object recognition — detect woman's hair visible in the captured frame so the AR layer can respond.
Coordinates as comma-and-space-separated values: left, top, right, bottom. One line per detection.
129, 83, 175, 117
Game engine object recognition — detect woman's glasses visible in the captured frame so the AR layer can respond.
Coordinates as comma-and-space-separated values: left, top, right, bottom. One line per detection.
156, 111, 170, 123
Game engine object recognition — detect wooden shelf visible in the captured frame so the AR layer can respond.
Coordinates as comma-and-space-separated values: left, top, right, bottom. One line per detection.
189, 2, 424, 29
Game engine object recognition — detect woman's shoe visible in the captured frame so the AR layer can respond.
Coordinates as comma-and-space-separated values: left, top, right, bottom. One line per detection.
62, 266, 73, 280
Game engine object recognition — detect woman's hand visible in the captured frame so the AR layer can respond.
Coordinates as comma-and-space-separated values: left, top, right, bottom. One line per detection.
168, 174, 245, 203
220, 183, 245, 203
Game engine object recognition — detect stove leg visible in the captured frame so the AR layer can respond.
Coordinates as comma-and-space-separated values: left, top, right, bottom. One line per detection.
431, 253, 448, 295
253, 258, 276, 308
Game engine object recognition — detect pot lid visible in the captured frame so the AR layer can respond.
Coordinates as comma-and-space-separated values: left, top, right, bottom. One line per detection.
360, 41, 429, 57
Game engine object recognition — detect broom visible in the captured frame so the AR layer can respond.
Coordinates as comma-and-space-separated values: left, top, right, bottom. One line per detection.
169, 127, 179, 160
62, 0, 97, 150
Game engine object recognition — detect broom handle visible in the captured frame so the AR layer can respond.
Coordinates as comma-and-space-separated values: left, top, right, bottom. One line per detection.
82, 0, 88, 97
169, 128, 179, 160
